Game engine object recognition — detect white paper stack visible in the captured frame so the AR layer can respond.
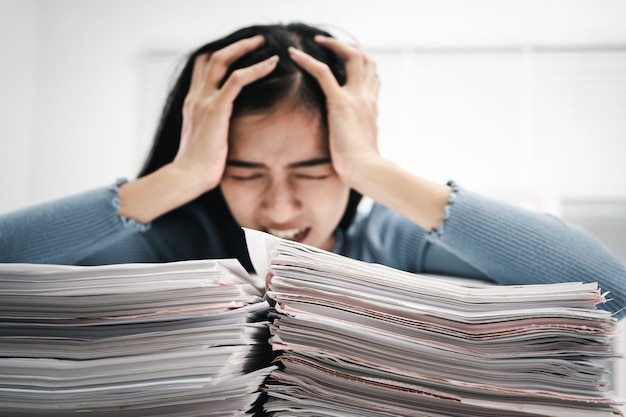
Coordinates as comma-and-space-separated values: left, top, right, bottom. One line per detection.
263, 239, 624, 417
0, 259, 275, 417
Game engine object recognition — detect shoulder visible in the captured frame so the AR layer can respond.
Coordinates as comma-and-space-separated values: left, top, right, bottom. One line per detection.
336, 198, 429, 273
356, 199, 422, 238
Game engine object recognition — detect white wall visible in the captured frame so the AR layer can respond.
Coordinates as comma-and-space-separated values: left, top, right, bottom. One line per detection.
2, 0, 626, 214
0, 0, 37, 213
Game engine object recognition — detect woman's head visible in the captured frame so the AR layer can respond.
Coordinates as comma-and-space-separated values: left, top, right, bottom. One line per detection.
211, 23, 346, 119
140, 23, 361, 250
141, 23, 345, 174
222, 103, 351, 251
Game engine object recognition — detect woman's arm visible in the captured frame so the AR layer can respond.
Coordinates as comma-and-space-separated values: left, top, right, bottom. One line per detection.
0, 36, 280, 265
341, 154, 451, 231
339, 185, 626, 318
291, 37, 626, 318
288, 37, 451, 232
0, 181, 148, 264
429, 186, 626, 317
118, 36, 279, 224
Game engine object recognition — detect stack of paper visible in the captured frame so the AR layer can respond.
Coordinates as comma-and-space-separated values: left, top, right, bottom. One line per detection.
262, 239, 623, 417
0, 260, 275, 417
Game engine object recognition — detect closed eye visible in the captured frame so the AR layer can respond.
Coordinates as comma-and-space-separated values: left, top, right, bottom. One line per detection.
294, 174, 330, 180
229, 174, 264, 181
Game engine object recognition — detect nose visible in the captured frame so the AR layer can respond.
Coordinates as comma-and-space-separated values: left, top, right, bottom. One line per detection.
262, 177, 301, 223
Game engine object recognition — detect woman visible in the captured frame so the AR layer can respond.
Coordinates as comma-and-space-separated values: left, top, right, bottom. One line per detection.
1, 23, 624, 317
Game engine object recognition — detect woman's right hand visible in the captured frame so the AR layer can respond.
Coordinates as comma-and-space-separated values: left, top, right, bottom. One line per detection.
174, 35, 279, 191
118, 35, 277, 224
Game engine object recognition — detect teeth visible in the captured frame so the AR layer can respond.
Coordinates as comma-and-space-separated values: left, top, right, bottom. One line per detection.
268, 228, 306, 240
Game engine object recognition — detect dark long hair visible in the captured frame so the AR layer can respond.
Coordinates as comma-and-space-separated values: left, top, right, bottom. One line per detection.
139, 23, 362, 262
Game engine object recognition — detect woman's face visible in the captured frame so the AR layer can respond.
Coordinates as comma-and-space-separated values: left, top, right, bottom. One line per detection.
221, 105, 350, 251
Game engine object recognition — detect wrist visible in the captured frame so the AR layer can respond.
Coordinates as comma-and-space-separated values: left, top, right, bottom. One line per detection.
169, 158, 222, 195
339, 152, 387, 192
334, 150, 383, 191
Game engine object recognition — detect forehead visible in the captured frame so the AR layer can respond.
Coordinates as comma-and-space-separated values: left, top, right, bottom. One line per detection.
228, 106, 328, 160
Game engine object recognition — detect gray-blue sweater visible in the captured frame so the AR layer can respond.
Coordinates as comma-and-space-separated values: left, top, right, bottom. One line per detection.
1, 180, 625, 318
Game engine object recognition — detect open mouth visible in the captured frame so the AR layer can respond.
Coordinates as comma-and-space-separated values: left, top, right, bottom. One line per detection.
267, 227, 310, 242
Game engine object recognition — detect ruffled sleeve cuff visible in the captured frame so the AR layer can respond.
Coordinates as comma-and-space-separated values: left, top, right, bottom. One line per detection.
110, 178, 151, 232
427, 180, 459, 242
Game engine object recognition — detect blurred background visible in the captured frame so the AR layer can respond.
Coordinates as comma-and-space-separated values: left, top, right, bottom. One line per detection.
1, 0, 625, 396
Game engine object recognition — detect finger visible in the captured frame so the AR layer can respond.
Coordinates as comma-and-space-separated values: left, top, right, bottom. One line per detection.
219, 55, 280, 102
313, 35, 361, 61
288, 46, 340, 94
205, 34, 266, 87
188, 54, 210, 100
313, 35, 372, 84
365, 54, 377, 77
365, 55, 379, 86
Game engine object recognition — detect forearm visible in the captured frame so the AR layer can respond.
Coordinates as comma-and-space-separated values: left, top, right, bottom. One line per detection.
346, 156, 626, 316
0, 183, 147, 264
429, 187, 626, 316
346, 154, 451, 231
117, 163, 211, 224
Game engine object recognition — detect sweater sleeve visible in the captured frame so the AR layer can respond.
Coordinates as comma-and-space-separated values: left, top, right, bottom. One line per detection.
0, 179, 149, 264
426, 183, 626, 318
337, 184, 626, 318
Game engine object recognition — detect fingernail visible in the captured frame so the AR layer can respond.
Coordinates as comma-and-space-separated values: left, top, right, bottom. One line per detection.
288, 46, 301, 55
314, 35, 328, 42
267, 54, 279, 65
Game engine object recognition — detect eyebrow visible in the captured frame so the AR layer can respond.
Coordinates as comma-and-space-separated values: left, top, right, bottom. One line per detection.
225, 160, 265, 169
288, 157, 331, 169
226, 157, 331, 169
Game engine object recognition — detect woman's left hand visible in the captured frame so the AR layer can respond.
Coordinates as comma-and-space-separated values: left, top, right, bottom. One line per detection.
290, 36, 452, 232
288, 36, 381, 189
